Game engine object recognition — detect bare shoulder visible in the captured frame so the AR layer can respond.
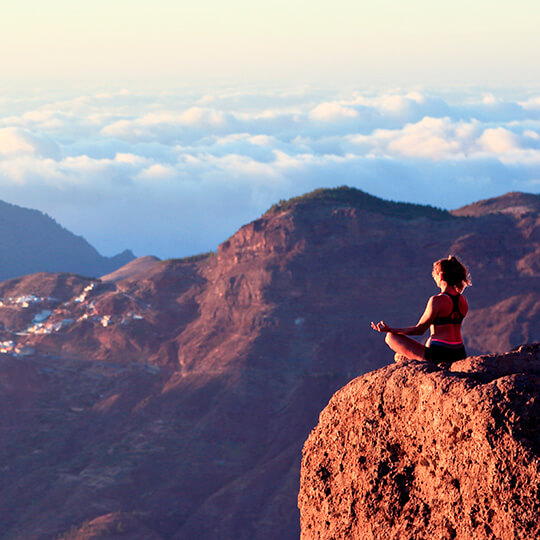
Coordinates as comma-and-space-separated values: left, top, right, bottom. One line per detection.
428, 294, 445, 313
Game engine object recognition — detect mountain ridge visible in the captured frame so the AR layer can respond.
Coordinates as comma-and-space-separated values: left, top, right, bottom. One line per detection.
0, 198, 135, 281
265, 186, 453, 221
451, 191, 539, 217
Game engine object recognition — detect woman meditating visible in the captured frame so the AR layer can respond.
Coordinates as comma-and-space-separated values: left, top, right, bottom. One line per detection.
371, 256, 471, 365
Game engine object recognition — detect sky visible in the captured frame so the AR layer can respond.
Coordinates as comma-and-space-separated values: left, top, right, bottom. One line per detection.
0, 2, 539, 258
2, 1, 540, 87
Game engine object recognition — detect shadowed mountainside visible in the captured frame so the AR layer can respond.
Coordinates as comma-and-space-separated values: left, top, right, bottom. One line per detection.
0, 187, 538, 539
0, 199, 135, 281
299, 343, 540, 540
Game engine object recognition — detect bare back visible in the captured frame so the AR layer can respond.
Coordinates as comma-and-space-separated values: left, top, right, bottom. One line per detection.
429, 292, 468, 343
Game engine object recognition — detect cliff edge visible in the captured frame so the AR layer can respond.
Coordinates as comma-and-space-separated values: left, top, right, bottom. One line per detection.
299, 344, 540, 539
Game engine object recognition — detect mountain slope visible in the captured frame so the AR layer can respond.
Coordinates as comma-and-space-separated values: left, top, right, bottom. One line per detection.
100, 255, 161, 283
0, 187, 538, 539
0, 199, 134, 280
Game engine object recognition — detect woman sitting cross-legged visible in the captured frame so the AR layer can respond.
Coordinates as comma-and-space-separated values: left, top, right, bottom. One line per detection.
371, 255, 471, 366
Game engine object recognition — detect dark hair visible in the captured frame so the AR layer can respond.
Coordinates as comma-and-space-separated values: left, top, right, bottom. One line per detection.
433, 255, 471, 292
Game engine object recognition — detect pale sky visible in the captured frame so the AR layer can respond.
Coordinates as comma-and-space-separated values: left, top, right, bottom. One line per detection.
0, 2, 539, 259
2, 1, 540, 87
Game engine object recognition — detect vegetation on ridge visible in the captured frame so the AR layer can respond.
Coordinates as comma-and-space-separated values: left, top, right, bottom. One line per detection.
265, 186, 452, 220
162, 251, 216, 265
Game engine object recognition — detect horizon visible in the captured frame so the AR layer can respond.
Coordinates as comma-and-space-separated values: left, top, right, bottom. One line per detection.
0, 182, 534, 261
1, 3, 539, 258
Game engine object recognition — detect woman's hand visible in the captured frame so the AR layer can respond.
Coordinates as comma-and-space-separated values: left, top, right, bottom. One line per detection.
371, 320, 392, 333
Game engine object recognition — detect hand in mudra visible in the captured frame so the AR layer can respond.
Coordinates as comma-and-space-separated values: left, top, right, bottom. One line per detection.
371, 321, 391, 333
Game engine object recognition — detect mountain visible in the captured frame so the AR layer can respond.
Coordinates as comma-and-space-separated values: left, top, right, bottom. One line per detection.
451, 191, 539, 217
299, 343, 540, 539
0, 199, 135, 281
100, 255, 161, 283
0, 187, 538, 539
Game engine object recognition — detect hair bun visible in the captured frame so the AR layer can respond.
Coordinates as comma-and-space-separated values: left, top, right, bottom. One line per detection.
433, 255, 471, 292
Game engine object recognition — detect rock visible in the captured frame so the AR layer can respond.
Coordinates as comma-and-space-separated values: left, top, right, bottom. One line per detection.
299, 343, 540, 540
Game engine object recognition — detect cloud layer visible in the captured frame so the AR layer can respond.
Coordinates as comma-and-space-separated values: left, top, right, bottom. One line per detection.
0, 87, 539, 258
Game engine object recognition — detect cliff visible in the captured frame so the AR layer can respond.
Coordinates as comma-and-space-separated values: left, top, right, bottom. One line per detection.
299, 343, 540, 539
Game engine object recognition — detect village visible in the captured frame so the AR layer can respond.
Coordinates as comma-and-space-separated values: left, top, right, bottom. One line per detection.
0, 282, 148, 359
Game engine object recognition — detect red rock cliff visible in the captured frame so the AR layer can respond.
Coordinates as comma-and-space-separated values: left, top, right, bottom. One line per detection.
299, 344, 540, 540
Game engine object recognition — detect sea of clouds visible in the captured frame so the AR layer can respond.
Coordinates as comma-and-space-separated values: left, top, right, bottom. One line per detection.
0, 86, 538, 258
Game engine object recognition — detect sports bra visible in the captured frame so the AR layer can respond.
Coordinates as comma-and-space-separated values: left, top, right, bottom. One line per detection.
432, 292, 464, 326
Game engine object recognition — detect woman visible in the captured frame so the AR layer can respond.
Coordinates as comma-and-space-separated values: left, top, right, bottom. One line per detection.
371, 256, 471, 365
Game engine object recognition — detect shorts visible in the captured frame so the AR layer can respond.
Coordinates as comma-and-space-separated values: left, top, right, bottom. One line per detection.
424, 340, 466, 365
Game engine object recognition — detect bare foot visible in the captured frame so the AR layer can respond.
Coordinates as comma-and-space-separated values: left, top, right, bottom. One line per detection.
394, 353, 409, 363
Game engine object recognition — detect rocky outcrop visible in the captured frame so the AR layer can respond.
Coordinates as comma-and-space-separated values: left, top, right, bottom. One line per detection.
299, 344, 540, 540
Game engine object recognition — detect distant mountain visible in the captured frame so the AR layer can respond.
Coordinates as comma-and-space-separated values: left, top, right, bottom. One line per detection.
451, 191, 539, 217
0, 199, 135, 280
267, 185, 452, 220
0, 187, 537, 539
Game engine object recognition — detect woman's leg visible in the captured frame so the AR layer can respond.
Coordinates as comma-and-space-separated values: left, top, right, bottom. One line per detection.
385, 332, 426, 361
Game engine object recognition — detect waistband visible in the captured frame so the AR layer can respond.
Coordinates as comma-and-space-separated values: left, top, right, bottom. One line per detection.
430, 339, 464, 348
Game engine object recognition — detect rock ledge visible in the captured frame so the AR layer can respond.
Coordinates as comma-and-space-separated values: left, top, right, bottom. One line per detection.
299, 344, 540, 540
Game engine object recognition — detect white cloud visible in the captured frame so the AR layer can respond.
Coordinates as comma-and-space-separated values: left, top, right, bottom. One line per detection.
179, 107, 226, 126
479, 127, 519, 154
136, 163, 177, 180
386, 117, 463, 160
248, 134, 275, 146
347, 117, 473, 160
310, 102, 359, 122
0, 127, 60, 158
379, 95, 414, 114
0, 87, 538, 258
0, 156, 63, 185
114, 153, 151, 166
482, 93, 498, 105
524, 130, 539, 140
100, 107, 230, 142
351, 91, 427, 115
520, 96, 540, 110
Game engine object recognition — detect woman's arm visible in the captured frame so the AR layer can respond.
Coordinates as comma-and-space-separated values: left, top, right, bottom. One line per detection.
371, 296, 438, 335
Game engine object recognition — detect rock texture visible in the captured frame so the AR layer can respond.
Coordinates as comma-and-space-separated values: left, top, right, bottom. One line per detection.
299, 343, 540, 540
